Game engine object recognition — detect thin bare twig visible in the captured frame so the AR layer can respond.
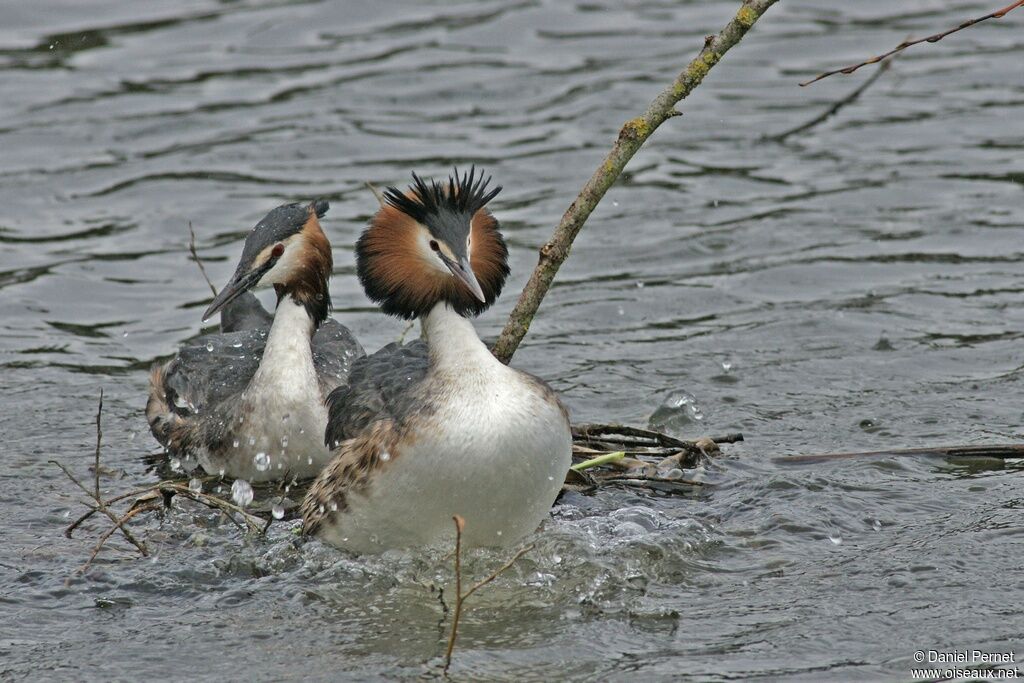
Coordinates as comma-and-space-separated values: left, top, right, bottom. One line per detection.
188, 221, 218, 297
491, 0, 779, 363
65, 485, 169, 537
73, 503, 160, 580
51, 460, 148, 557
801, 0, 1024, 86
365, 181, 386, 208
771, 60, 892, 141
442, 515, 534, 674
93, 388, 103, 501
444, 515, 466, 673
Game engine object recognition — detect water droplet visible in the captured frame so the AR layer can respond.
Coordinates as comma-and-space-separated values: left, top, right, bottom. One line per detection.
248, 437, 256, 446
231, 479, 253, 507
188, 478, 202, 493
232, 439, 240, 448
231, 342, 242, 348
253, 452, 270, 472
122, 330, 128, 338
380, 450, 390, 462
649, 390, 705, 432
636, 281, 645, 288
280, 435, 289, 448
617, 306, 625, 316
272, 504, 285, 520
205, 342, 214, 352
828, 533, 843, 546
329, 501, 338, 512
496, 530, 503, 536
721, 360, 733, 373
169, 457, 182, 472
307, 456, 313, 465
872, 519, 882, 532
612, 200, 619, 207
218, 468, 225, 477
548, 476, 554, 481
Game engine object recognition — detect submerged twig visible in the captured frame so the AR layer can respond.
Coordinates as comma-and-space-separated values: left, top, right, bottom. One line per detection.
771, 60, 892, 141
492, 0, 778, 363
443, 515, 534, 674
188, 221, 218, 297
801, 0, 1024, 86
777, 443, 1024, 464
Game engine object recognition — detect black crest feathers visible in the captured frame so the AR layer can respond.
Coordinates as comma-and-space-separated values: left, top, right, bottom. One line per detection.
382, 166, 501, 223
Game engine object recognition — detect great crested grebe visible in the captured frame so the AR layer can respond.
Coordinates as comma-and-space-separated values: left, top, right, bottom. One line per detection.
301, 168, 572, 552
147, 200, 364, 481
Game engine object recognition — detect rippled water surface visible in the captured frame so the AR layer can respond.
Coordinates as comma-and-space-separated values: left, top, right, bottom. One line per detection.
2, 1, 1023, 680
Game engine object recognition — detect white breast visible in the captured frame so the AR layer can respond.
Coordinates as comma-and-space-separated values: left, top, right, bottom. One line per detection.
196, 298, 331, 481
317, 362, 572, 552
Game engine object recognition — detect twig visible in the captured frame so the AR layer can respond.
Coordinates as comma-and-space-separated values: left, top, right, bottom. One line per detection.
73, 503, 160, 580
800, 0, 1024, 86
157, 483, 266, 535
771, 60, 892, 141
65, 485, 171, 537
573, 423, 744, 449
776, 443, 1024, 464
188, 221, 218, 297
444, 515, 466, 673
51, 460, 148, 557
443, 515, 534, 674
491, 0, 778, 363
365, 181, 386, 208
93, 388, 103, 501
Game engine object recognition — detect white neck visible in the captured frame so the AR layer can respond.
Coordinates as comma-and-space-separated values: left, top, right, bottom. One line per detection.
421, 302, 498, 372
251, 296, 315, 388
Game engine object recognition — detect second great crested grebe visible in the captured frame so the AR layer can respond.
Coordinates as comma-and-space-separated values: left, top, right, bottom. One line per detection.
147, 200, 364, 482
302, 168, 572, 552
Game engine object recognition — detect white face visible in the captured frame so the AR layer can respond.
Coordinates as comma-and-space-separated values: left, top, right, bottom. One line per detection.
415, 226, 454, 275
256, 235, 302, 287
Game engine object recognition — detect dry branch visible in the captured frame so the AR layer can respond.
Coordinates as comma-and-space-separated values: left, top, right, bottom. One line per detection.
801, 0, 1024, 86
771, 60, 892, 141
491, 0, 778, 363
443, 515, 534, 673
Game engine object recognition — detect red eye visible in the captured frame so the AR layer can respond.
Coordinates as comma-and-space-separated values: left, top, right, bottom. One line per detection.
271, 243, 285, 258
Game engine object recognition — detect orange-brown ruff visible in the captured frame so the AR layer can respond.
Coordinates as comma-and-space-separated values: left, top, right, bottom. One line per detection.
355, 173, 508, 320
301, 168, 572, 552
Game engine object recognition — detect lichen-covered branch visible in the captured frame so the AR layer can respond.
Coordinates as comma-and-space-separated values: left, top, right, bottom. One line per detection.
801, 0, 1024, 86
491, 0, 778, 363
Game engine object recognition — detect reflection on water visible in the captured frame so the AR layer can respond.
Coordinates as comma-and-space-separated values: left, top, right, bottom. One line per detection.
1, 1, 1022, 679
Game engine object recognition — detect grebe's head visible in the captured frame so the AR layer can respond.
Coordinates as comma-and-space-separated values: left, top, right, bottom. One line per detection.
203, 200, 333, 326
356, 167, 509, 320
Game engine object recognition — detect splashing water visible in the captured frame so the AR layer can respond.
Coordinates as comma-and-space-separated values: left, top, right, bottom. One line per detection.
231, 480, 254, 507
648, 390, 705, 434
253, 452, 270, 472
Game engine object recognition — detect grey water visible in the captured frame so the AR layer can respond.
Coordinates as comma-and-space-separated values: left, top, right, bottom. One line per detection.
2, 1, 1022, 680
